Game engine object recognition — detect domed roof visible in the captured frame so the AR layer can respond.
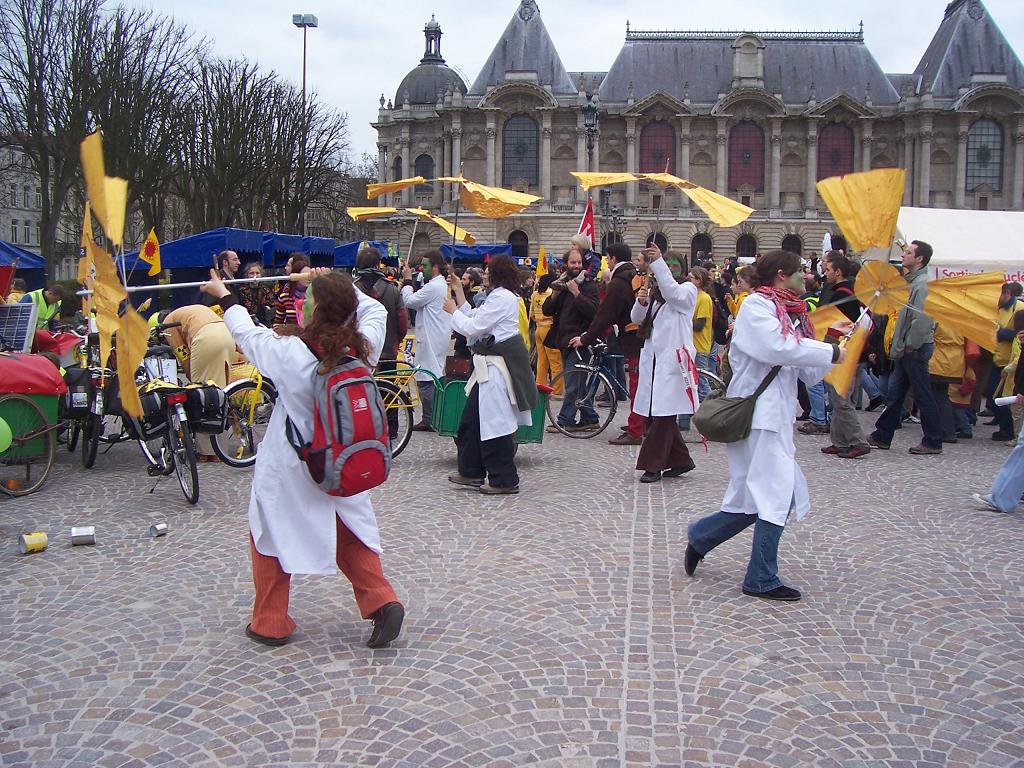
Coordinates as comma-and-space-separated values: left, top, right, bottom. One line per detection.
396, 64, 467, 105
395, 15, 466, 105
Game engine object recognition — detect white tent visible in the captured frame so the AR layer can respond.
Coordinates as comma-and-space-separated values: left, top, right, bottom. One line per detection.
896, 207, 1024, 282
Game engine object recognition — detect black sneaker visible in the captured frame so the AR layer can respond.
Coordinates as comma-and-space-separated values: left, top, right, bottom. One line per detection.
245, 623, 289, 647
663, 461, 696, 477
639, 471, 662, 483
366, 602, 404, 648
742, 585, 802, 602
683, 544, 703, 576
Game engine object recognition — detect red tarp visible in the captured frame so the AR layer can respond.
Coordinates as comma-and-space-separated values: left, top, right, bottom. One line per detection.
0, 353, 68, 395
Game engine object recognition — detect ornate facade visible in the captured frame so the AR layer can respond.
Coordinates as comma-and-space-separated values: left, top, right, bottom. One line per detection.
372, 0, 1024, 261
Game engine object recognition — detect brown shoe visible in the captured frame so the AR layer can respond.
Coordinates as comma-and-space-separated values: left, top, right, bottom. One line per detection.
608, 433, 642, 445
479, 482, 519, 495
908, 444, 942, 455
820, 445, 841, 454
448, 473, 484, 487
797, 422, 829, 435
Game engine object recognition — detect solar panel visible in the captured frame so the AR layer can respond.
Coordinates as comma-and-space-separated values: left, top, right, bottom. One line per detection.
0, 302, 39, 353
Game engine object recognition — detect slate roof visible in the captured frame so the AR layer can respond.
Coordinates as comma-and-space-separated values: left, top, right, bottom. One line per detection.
913, 0, 1024, 97
597, 31, 901, 106
469, 1, 577, 96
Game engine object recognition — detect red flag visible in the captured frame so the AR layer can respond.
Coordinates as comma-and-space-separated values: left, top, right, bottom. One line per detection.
578, 195, 596, 248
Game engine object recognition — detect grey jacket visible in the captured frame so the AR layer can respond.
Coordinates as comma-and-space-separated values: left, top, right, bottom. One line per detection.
890, 267, 935, 360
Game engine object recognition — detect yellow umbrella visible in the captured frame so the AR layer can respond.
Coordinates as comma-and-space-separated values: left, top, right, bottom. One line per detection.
347, 206, 398, 221
366, 177, 426, 199
854, 261, 909, 316
924, 271, 1003, 352
816, 168, 905, 252
366, 175, 540, 218
406, 208, 476, 245
570, 171, 754, 228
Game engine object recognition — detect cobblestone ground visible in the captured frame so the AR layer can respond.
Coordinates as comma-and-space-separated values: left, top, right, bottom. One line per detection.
2, 409, 1023, 768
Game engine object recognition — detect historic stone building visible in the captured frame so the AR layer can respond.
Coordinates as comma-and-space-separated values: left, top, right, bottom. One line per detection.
372, 0, 1024, 262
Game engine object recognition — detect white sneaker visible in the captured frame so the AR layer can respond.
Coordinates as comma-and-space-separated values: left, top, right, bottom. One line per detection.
971, 492, 1003, 512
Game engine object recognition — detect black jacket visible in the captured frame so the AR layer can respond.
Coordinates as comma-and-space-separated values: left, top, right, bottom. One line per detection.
541, 278, 600, 351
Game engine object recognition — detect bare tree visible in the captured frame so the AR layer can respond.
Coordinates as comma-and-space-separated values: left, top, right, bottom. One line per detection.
0, 0, 104, 273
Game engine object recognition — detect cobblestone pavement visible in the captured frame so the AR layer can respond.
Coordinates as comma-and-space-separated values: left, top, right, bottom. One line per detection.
2, 410, 1023, 767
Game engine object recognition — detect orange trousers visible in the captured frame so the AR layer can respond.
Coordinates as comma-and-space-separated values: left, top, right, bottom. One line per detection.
249, 516, 399, 640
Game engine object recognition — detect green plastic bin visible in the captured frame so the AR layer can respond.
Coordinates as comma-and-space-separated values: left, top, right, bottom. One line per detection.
0, 393, 58, 458
432, 379, 469, 436
514, 390, 548, 444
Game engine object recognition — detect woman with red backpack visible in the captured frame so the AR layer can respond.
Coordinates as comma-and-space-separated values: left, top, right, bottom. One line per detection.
202, 267, 405, 649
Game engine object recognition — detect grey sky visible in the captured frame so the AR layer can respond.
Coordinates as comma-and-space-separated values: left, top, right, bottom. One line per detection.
131, 0, 1024, 160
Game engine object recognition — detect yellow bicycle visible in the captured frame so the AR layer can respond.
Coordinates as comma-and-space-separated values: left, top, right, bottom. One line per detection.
210, 361, 277, 468
373, 361, 440, 459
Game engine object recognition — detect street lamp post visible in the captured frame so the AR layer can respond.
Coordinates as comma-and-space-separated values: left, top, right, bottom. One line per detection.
292, 13, 318, 235
582, 94, 598, 171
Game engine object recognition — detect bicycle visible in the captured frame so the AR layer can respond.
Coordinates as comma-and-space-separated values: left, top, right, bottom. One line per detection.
0, 393, 58, 497
210, 361, 278, 468
373, 360, 434, 459
545, 341, 727, 438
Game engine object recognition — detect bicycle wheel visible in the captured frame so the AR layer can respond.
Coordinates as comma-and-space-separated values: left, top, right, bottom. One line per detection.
211, 379, 277, 468
138, 429, 174, 475
698, 369, 728, 399
376, 379, 413, 459
0, 394, 56, 497
80, 411, 101, 468
168, 413, 199, 505
66, 419, 81, 452
545, 368, 617, 438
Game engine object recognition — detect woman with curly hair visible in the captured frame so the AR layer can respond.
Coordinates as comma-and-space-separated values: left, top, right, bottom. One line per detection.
202, 267, 405, 649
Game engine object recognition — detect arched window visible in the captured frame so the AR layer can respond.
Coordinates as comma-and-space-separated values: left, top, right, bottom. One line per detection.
817, 123, 854, 180
639, 122, 676, 174
781, 234, 803, 255
508, 229, 529, 259
601, 231, 623, 252
691, 233, 713, 261
728, 121, 765, 192
736, 234, 758, 259
392, 155, 402, 182
414, 154, 434, 192
502, 115, 539, 187
411, 232, 432, 257
645, 232, 668, 253
967, 119, 1003, 192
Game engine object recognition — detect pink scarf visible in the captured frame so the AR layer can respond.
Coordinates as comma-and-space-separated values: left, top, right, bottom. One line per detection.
754, 286, 815, 340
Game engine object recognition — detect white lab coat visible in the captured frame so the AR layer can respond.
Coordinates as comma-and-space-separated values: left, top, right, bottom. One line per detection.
631, 257, 699, 417
720, 292, 835, 527
223, 290, 389, 575
449, 287, 531, 440
401, 274, 451, 381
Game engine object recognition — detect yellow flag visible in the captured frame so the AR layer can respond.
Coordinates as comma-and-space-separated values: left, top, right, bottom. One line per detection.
347, 206, 398, 221
824, 325, 869, 396
808, 304, 850, 341
140, 228, 161, 277
366, 177, 426, 199
458, 181, 541, 219
116, 305, 149, 417
78, 204, 95, 315
816, 169, 906, 252
80, 201, 94, 252
102, 176, 128, 248
925, 271, 1003, 352
80, 132, 108, 234
90, 241, 126, 367
535, 246, 548, 279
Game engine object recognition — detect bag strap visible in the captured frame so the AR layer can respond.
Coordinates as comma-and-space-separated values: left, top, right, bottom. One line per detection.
751, 365, 782, 399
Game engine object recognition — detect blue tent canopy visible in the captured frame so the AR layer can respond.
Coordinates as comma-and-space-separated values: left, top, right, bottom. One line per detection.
122, 227, 265, 270
440, 243, 513, 262
334, 240, 391, 268
0, 240, 45, 269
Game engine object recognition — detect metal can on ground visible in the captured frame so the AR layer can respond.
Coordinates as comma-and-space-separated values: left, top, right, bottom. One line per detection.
149, 523, 168, 538
70, 526, 96, 546
18, 532, 48, 554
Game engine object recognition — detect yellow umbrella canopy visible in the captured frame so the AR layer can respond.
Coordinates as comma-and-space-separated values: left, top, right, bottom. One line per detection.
924, 271, 1003, 352
406, 208, 476, 245
347, 206, 398, 221
824, 324, 869, 396
570, 171, 753, 228
816, 168, 906, 252
854, 261, 909, 316
366, 176, 540, 219
366, 177, 426, 199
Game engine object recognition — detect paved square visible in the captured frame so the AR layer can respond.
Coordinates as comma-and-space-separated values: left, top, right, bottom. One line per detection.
2, 411, 1022, 767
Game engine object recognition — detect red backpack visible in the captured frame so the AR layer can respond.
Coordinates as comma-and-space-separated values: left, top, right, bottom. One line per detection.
285, 346, 391, 497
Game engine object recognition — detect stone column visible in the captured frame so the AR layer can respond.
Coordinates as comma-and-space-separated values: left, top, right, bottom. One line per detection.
715, 118, 728, 196
400, 130, 411, 207
625, 117, 637, 209
433, 137, 444, 208
540, 111, 552, 208
860, 119, 873, 172
1013, 118, 1024, 210
919, 116, 933, 207
678, 117, 691, 212
955, 116, 969, 209
901, 121, 914, 205
485, 113, 496, 187
805, 120, 818, 217
377, 143, 387, 183
769, 118, 782, 214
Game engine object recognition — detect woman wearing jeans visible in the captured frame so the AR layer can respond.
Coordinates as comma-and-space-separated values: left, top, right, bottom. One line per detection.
684, 250, 845, 602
